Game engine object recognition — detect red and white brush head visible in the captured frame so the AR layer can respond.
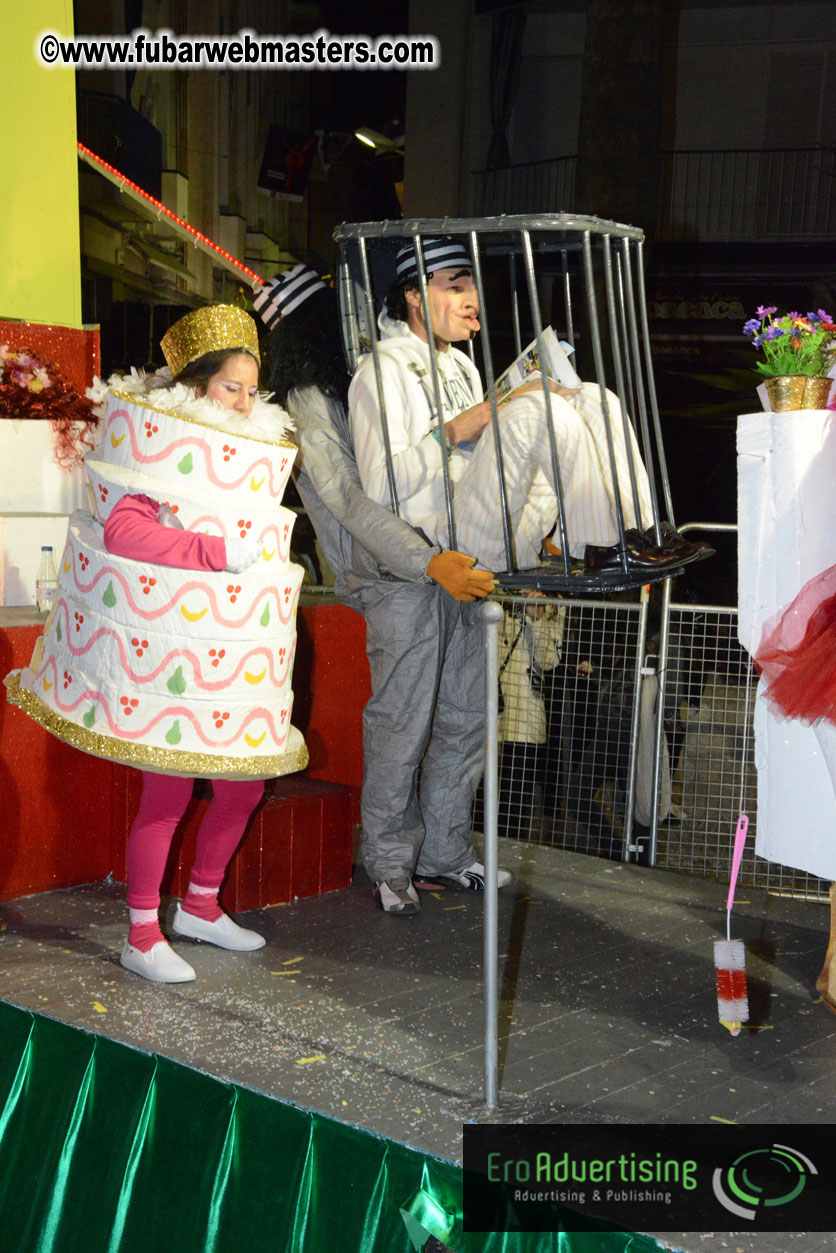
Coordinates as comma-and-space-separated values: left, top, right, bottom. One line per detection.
714, 938, 749, 1034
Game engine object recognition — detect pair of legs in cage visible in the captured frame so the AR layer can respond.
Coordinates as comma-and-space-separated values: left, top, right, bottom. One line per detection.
351, 360, 655, 576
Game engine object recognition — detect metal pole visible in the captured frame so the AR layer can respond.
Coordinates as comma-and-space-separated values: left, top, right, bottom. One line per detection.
357, 237, 400, 517
613, 249, 640, 456
509, 253, 523, 356
470, 230, 515, 572
623, 584, 650, 861
337, 254, 361, 373
618, 240, 661, 540
648, 576, 674, 866
520, 229, 571, 572
413, 234, 458, 550
633, 238, 675, 525
581, 231, 631, 555
480, 598, 503, 1109
561, 249, 575, 349
601, 234, 644, 530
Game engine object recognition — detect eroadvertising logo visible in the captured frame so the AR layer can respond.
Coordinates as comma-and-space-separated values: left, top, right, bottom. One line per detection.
462, 1125, 833, 1233
712, 1143, 816, 1220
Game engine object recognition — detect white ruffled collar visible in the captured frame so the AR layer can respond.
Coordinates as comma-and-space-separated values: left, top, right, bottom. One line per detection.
87, 367, 294, 443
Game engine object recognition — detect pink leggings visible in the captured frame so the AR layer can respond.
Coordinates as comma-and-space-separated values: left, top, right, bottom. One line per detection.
126, 772, 264, 910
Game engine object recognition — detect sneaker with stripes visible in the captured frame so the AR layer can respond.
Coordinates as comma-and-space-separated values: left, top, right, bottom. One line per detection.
438, 861, 512, 891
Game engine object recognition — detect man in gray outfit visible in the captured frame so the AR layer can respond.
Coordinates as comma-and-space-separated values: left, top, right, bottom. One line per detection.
256, 264, 510, 914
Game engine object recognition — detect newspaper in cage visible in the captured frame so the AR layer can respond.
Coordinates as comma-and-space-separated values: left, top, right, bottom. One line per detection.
494, 327, 582, 403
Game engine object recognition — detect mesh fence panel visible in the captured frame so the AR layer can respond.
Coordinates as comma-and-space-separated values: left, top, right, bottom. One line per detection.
479, 592, 830, 901
476, 594, 644, 862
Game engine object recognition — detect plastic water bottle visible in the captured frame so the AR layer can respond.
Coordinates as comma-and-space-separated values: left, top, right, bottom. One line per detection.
36, 546, 59, 613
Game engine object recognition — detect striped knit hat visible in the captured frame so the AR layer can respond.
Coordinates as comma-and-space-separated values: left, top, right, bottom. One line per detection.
394, 237, 472, 281
253, 265, 327, 329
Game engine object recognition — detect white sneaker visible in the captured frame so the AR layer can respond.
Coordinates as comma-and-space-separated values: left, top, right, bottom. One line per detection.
374, 877, 421, 915
438, 861, 512, 891
172, 904, 266, 951
120, 939, 196, 983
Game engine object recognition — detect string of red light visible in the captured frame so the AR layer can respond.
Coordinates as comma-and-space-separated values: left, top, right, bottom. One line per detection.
77, 142, 265, 286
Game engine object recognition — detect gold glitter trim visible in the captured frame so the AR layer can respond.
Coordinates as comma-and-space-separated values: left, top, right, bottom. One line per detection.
4, 672, 309, 781
108, 388, 298, 450
160, 305, 260, 374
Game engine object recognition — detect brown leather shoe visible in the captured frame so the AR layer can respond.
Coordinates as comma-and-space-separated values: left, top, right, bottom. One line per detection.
644, 522, 713, 555
584, 541, 691, 573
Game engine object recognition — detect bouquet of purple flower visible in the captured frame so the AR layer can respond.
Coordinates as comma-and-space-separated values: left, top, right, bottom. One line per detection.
743, 307, 836, 377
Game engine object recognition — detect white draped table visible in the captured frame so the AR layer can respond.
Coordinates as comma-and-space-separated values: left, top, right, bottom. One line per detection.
737, 406, 836, 881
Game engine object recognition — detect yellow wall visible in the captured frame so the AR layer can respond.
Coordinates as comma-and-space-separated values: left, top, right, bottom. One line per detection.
0, 3, 81, 327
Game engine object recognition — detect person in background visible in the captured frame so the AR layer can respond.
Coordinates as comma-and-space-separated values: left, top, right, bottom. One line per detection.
496, 594, 564, 839
256, 266, 509, 915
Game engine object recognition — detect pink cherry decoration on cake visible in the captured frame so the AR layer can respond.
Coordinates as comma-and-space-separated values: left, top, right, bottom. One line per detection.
208, 648, 226, 668
237, 519, 252, 538
212, 710, 230, 729
63, 670, 72, 688
98, 484, 109, 502
74, 612, 84, 632
144, 421, 159, 438
79, 553, 89, 571
139, 575, 157, 595
120, 696, 139, 715
131, 637, 149, 657
227, 584, 241, 604
222, 444, 237, 462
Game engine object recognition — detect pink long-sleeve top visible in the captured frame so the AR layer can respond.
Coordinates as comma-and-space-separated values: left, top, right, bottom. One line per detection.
103, 493, 227, 571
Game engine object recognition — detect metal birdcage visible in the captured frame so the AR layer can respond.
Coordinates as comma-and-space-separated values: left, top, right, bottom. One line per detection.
333, 214, 716, 1109
334, 213, 711, 595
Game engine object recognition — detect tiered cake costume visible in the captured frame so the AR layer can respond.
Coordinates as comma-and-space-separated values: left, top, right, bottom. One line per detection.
6, 305, 308, 982
6, 312, 307, 782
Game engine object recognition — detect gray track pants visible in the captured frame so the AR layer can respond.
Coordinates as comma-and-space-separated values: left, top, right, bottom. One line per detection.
359, 580, 485, 883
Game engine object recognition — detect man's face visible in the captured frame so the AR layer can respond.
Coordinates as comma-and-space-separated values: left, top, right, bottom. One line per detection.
405, 267, 481, 346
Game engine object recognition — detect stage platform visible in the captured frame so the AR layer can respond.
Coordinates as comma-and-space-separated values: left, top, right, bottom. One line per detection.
1, 839, 834, 1253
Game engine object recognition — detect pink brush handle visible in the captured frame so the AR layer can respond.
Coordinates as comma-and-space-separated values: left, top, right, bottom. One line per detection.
726, 814, 749, 912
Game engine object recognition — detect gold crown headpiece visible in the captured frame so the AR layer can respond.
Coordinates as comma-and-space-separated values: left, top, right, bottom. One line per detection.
160, 305, 260, 377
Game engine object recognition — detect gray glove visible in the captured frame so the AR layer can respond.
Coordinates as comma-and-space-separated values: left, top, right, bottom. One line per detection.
225, 535, 263, 572
158, 503, 184, 530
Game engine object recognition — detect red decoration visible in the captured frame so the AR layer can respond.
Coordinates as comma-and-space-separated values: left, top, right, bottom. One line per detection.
0, 320, 100, 398
77, 142, 265, 286
0, 343, 99, 469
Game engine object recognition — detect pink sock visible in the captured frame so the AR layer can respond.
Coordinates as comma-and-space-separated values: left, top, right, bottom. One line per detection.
128, 919, 165, 952
181, 883, 223, 923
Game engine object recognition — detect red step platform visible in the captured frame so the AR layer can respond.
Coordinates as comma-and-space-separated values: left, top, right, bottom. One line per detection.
111, 774, 354, 911
1, 603, 367, 906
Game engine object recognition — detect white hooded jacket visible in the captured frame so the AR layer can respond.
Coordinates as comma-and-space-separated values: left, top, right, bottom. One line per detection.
349, 314, 483, 545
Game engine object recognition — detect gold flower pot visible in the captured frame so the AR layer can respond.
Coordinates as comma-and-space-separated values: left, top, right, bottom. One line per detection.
764, 375, 807, 411
801, 376, 833, 409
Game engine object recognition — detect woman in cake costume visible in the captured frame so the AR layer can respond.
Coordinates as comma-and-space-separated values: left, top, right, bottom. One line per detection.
756, 568, 836, 1013
6, 305, 307, 983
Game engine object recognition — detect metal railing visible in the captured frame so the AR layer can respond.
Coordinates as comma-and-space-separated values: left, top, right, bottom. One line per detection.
482, 529, 830, 903
470, 148, 836, 242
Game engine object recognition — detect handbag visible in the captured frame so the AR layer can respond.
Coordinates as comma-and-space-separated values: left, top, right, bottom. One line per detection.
497, 613, 526, 715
